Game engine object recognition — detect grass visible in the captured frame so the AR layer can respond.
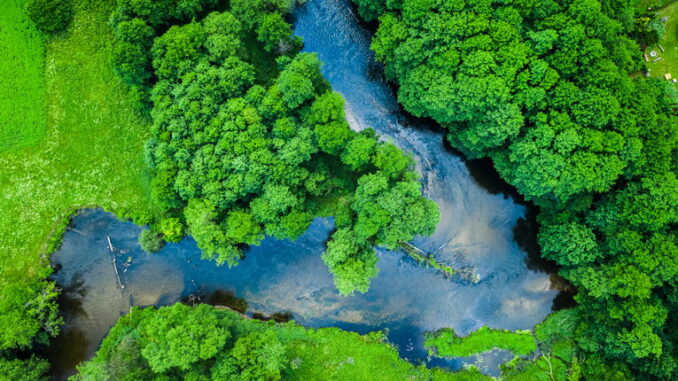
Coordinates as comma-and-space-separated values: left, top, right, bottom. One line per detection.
425, 326, 537, 358
0, 0, 158, 347
0, 0, 47, 153
643, 1, 678, 84
500, 310, 579, 381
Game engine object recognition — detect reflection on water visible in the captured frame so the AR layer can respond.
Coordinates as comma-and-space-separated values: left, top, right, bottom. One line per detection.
44, 0, 558, 379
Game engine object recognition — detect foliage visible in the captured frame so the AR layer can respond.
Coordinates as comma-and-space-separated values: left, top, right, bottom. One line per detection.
110, 0, 439, 295
73, 303, 488, 381
0, 355, 49, 381
138, 229, 163, 253
361, 0, 678, 378
352, 0, 387, 22
0, 0, 46, 154
425, 326, 536, 358
369, 0, 644, 203
156, 217, 184, 242
26, 0, 73, 34
0, 0, 159, 353
139, 304, 228, 372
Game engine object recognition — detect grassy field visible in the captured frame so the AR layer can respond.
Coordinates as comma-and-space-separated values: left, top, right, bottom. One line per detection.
0, 0, 158, 346
644, 2, 678, 83
0, 0, 47, 153
425, 326, 537, 358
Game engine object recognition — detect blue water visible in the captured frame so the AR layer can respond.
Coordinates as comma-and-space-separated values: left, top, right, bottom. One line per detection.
45, 0, 558, 379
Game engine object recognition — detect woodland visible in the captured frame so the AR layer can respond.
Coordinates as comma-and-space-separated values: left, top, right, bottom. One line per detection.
0, 0, 675, 380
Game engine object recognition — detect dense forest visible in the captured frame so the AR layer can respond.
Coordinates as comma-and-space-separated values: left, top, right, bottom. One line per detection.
110, 0, 438, 295
352, 0, 677, 379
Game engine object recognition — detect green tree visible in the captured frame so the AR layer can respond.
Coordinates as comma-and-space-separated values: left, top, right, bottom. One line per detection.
218, 330, 288, 380
322, 229, 379, 295
138, 229, 164, 253
139, 304, 229, 373
257, 13, 293, 53
0, 356, 48, 381
26, 0, 73, 34
158, 217, 184, 242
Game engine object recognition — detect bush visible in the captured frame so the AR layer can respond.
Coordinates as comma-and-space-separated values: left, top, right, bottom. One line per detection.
138, 229, 164, 253
158, 217, 184, 243
26, 0, 73, 34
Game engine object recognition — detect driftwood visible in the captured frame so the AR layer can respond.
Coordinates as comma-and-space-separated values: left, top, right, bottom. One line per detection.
107, 236, 125, 290
399, 241, 480, 282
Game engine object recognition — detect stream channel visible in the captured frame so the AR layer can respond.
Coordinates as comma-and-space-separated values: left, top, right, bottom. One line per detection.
43, 0, 559, 379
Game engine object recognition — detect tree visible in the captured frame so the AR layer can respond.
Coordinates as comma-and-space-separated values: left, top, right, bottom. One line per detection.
538, 222, 601, 266
218, 330, 288, 380
322, 229, 379, 295
257, 13, 293, 53
139, 304, 229, 373
157, 217, 184, 242
26, 0, 73, 34
0, 356, 48, 381
138, 229, 164, 253
352, 0, 386, 21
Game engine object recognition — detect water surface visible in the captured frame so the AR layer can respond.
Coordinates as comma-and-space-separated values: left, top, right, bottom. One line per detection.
44, 0, 558, 379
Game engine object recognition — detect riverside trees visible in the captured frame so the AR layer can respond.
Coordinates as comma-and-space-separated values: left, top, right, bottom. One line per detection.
358, 0, 677, 378
72, 303, 486, 380
111, 0, 438, 295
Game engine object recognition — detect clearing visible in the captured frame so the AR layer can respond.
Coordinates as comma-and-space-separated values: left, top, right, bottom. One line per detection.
0, 0, 158, 336
643, 1, 678, 84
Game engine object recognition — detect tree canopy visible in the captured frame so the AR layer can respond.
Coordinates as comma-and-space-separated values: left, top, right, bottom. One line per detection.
359, 0, 677, 378
111, 0, 439, 295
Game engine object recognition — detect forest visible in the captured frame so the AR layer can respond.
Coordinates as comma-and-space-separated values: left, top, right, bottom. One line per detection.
353, 0, 677, 379
0, 0, 675, 380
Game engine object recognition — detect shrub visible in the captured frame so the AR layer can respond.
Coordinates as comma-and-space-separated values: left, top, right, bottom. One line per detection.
26, 0, 73, 34
138, 229, 164, 253
158, 217, 184, 243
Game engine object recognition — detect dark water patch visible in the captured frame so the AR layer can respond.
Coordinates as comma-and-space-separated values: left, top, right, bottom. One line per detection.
552, 290, 578, 311
201, 289, 248, 313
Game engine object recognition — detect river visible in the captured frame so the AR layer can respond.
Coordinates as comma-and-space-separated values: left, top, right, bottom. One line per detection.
42, 0, 558, 379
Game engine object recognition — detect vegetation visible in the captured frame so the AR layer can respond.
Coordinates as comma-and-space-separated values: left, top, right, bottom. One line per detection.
26, 0, 73, 34
0, 0, 46, 153
355, 0, 677, 378
138, 229, 163, 253
72, 303, 490, 381
0, 0, 158, 362
425, 326, 536, 358
0, 355, 49, 381
110, 0, 439, 295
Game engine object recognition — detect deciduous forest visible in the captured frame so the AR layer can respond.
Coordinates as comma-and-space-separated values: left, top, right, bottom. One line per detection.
0, 0, 675, 380
354, 0, 677, 378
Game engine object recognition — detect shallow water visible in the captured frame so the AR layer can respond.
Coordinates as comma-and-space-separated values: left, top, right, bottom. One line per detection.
43, 0, 558, 379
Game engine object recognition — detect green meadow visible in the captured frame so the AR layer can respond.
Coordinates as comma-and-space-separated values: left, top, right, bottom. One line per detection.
0, 0, 158, 345
0, 0, 46, 153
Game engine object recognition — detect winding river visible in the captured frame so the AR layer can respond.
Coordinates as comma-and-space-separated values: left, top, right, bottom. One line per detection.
43, 0, 559, 379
